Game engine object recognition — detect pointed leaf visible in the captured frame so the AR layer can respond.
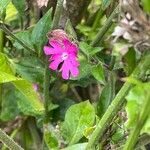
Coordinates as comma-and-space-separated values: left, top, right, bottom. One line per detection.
13, 80, 44, 115
0, 71, 21, 83
92, 64, 105, 84
12, 0, 25, 15
12, 57, 44, 84
62, 101, 95, 145
0, 53, 44, 115
31, 9, 52, 55
0, 0, 11, 13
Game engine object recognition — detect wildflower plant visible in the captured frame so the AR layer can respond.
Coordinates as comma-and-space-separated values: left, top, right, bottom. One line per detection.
44, 30, 79, 79
0, 0, 150, 150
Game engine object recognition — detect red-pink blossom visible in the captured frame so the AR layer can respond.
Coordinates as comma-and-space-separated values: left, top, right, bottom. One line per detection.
44, 38, 79, 80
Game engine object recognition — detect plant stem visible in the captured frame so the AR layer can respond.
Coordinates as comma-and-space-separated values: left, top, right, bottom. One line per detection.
92, 6, 104, 31
0, 29, 4, 112
43, 0, 64, 122
43, 62, 51, 122
0, 22, 36, 54
0, 29, 4, 52
123, 89, 150, 149
2, 129, 19, 150
91, 5, 119, 47
86, 52, 150, 149
0, 128, 24, 150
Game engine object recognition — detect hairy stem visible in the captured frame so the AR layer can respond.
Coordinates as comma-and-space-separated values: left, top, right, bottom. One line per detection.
43, 0, 64, 122
0, 29, 4, 52
2, 129, 19, 150
0, 128, 24, 150
92, 6, 104, 31
0, 29, 4, 112
123, 89, 150, 149
0, 22, 35, 54
91, 5, 119, 47
43, 62, 51, 122
86, 52, 150, 149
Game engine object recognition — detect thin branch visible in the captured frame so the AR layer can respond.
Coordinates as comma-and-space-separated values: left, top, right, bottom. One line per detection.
0, 128, 24, 150
86, 52, 150, 149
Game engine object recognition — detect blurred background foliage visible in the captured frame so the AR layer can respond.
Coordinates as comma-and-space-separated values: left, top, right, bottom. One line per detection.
0, 0, 150, 150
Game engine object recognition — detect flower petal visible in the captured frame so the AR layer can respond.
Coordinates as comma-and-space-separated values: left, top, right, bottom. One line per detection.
63, 39, 78, 53
44, 46, 61, 55
70, 65, 79, 77
60, 59, 79, 79
69, 54, 80, 66
66, 60, 79, 77
60, 61, 70, 80
49, 55, 63, 70
49, 40, 63, 52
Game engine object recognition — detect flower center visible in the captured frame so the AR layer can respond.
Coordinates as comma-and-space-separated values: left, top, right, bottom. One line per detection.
61, 52, 68, 60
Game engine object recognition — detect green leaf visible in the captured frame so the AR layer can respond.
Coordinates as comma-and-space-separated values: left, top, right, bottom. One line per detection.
54, 98, 75, 120
0, 53, 44, 115
12, 0, 25, 15
5, 2, 17, 22
125, 83, 150, 134
0, 89, 20, 121
0, 76, 44, 116
12, 57, 44, 84
79, 42, 103, 57
0, 0, 11, 13
71, 57, 92, 80
123, 47, 136, 76
0, 71, 22, 83
62, 143, 87, 150
91, 64, 105, 84
31, 9, 52, 55
65, 19, 78, 40
16, 91, 43, 116
13, 30, 34, 50
0, 52, 12, 73
76, 24, 92, 36
44, 128, 59, 150
111, 128, 124, 144
83, 126, 95, 139
62, 101, 95, 145
13, 80, 44, 115
0, 53, 22, 83
141, 0, 150, 13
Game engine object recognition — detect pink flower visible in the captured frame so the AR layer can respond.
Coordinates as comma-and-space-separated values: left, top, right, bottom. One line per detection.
32, 84, 38, 91
44, 38, 79, 80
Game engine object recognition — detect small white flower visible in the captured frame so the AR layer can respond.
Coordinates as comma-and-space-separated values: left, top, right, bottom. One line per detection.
112, 26, 126, 37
